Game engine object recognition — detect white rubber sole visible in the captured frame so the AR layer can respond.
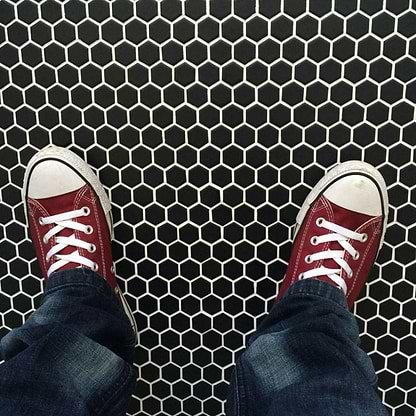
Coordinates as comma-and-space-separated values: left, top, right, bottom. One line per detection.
23, 145, 138, 341
294, 161, 389, 251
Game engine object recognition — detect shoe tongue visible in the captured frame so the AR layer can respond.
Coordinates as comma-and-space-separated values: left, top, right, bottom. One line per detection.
326, 197, 376, 231
37, 186, 88, 275
316, 196, 376, 279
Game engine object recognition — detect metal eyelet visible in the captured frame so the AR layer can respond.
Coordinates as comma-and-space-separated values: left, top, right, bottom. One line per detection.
42, 236, 48, 244
316, 217, 324, 227
92, 263, 99, 272
85, 225, 94, 235
348, 271, 353, 278
298, 273, 304, 279
82, 207, 90, 216
305, 255, 313, 264
310, 236, 319, 245
39, 217, 44, 225
110, 265, 115, 273
88, 244, 96, 253
360, 233, 368, 242
353, 251, 360, 260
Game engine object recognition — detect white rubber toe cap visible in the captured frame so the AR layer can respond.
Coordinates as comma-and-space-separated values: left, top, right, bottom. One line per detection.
323, 174, 383, 216
28, 160, 86, 199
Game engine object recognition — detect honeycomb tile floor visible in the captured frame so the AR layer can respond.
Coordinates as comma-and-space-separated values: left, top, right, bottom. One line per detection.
0, 1, 415, 415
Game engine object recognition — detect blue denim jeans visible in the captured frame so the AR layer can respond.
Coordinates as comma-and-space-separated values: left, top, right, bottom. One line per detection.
0, 269, 387, 415
0, 269, 137, 416
226, 278, 388, 416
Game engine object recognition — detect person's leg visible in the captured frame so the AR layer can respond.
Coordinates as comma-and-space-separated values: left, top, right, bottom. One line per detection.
0, 145, 138, 415
0, 268, 137, 416
226, 279, 388, 416
227, 161, 390, 415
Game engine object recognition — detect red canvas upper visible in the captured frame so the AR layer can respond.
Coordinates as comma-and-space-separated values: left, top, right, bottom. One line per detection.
28, 184, 117, 289
276, 195, 383, 308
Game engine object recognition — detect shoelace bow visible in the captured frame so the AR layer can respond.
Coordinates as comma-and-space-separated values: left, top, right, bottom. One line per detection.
300, 217, 368, 294
39, 207, 98, 277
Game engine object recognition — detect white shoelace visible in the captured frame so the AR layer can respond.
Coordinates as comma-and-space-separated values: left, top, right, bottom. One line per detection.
299, 217, 368, 294
39, 207, 98, 277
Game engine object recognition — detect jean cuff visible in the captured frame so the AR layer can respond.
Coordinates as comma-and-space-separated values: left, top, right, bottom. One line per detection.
282, 278, 348, 309
45, 268, 115, 300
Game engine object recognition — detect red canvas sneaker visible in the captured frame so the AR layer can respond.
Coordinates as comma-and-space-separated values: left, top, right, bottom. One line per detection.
23, 145, 137, 335
276, 161, 389, 309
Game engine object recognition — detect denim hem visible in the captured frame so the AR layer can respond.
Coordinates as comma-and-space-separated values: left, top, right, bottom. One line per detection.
45, 268, 114, 299
282, 278, 348, 309
95, 361, 137, 416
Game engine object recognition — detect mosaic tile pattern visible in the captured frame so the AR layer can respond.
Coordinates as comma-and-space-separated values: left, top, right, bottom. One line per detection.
0, 0, 416, 415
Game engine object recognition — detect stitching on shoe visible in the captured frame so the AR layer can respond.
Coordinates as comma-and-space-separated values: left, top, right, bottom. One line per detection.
74, 185, 89, 261
292, 206, 314, 282
293, 196, 327, 282
346, 217, 381, 297
88, 186, 106, 278
29, 199, 51, 273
